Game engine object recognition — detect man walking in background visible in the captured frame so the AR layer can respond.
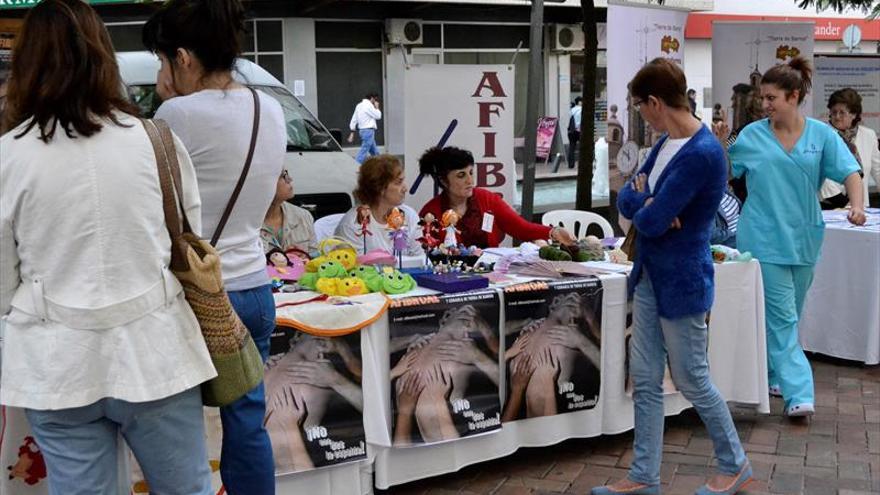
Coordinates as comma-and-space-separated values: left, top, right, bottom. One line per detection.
567, 96, 583, 169
348, 92, 382, 164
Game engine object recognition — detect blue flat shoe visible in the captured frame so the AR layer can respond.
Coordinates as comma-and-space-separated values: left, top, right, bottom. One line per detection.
694, 463, 753, 495
591, 482, 661, 495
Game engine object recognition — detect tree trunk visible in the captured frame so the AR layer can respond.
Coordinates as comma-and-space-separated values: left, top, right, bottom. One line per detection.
575, 0, 598, 211
520, 0, 544, 222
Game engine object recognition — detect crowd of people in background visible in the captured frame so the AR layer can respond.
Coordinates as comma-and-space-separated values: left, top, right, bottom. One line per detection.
0, 0, 873, 493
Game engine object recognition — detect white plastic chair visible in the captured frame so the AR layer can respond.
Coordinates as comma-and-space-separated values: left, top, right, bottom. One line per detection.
313, 213, 345, 243
542, 209, 614, 239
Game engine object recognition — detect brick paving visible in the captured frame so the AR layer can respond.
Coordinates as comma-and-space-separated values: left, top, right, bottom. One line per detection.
382, 356, 880, 495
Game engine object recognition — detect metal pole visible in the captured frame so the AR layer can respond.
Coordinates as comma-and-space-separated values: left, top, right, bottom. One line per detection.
520, 0, 544, 222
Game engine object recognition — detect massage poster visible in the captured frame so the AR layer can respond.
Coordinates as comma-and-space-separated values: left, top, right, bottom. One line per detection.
502, 278, 603, 422
388, 290, 502, 446
262, 325, 367, 475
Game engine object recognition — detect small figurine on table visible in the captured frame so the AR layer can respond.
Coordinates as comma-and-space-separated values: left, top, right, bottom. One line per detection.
386, 207, 409, 269
441, 209, 460, 249
355, 205, 373, 254
418, 212, 441, 249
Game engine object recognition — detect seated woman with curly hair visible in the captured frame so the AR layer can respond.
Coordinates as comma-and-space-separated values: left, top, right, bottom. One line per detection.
418, 146, 574, 248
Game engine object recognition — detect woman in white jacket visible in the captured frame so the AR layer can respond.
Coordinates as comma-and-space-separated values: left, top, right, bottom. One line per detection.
0, 1, 215, 493
820, 88, 880, 208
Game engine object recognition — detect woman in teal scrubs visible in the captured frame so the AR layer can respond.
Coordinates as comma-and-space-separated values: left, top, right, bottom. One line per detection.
721, 57, 866, 417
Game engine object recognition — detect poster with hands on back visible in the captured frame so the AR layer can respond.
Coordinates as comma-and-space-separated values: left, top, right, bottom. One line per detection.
263, 325, 367, 474
502, 278, 603, 422
388, 291, 502, 446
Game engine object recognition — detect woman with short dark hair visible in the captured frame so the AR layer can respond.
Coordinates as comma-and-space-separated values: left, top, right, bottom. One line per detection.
820, 87, 880, 208
418, 146, 574, 247
1, 1, 215, 493
143, 0, 287, 491
335, 154, 422, 254
592, 58, 750, 495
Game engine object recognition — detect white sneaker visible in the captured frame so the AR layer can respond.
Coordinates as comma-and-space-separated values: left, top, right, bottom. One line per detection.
785, 403, 815, 417
769, 384, 782, 397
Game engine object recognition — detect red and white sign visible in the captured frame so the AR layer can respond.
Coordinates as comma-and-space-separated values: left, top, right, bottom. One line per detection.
686, 13, 880, 41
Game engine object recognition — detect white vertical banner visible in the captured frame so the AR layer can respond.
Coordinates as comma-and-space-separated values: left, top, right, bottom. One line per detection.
813, 55, 880, 136
404, 65, 516, 212
712, 22, 815, 132
607, 3, 688, 174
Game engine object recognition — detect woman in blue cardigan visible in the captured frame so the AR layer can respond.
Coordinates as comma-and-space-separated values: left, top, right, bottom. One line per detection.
592, 59, 750, 495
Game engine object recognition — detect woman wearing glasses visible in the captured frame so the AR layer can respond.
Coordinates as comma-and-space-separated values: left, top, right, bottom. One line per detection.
261, 169, 318, 256
592, 58, 750, 495
819, 88, 880, 209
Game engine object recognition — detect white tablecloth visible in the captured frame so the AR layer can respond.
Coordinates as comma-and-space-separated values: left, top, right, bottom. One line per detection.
800, 211, 880, 364
1, 261, 767, 495
367, 261, 769, 488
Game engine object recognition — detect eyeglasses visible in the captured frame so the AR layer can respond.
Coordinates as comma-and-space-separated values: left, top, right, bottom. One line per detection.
280, 170, 291, 182
632, 99, 643, 111
829, 110, 852, 118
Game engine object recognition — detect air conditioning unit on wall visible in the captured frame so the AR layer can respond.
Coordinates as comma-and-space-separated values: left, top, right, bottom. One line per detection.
551, 24, 585, 52
385, 19, 424, 45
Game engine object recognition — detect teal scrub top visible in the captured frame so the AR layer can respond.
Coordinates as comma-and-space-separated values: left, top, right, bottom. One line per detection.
730, 118, 860, 266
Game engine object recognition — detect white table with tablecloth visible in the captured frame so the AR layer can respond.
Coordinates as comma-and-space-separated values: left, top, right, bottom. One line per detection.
799, 210, 880, 365
0, 260, 767, 494
366, 260, 769, 489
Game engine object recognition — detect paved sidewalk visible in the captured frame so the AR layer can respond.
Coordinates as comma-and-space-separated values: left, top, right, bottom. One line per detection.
383, 356, 879, 495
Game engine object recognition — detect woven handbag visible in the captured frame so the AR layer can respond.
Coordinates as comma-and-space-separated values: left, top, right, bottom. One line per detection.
142, 91, 264, 407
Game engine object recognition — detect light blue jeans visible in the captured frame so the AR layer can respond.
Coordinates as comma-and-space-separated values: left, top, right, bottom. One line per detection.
628, 273, 747, 485
760, 262, 815, 408
356, 128, 379, 164
25, 387, 211, 495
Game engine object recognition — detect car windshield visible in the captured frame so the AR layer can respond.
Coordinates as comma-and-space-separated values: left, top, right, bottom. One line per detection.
126, 84, 340, 152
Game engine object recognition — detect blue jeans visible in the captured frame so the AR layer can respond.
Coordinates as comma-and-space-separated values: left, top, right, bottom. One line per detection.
25, 387, 211, 495
628, 273, 747, 485
760, 262, 815, 408
223, 284, 276, 495
355, 128, 379, 163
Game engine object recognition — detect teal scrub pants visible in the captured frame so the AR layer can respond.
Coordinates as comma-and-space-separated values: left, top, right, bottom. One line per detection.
760, 262, 815, 408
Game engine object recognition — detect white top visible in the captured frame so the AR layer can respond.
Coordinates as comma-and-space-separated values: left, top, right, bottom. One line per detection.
819, 125, 880, 207
334, 204, 423, 255
156, 88, 286, 290
649, 136, 692, 191
349, 99, 382, 131
0, 113, 216, 410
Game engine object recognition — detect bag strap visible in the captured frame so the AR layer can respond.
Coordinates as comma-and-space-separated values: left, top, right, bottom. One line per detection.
142, 118, 191, 271
153, 119, 194, 234
210, 86, 261, 247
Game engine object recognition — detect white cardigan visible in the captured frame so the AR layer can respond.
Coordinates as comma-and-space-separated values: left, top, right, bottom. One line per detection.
820, 125, 880, 207
0, 113, 216, 410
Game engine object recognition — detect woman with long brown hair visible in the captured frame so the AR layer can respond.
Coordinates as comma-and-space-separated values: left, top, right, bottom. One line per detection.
0, 1, 215, 493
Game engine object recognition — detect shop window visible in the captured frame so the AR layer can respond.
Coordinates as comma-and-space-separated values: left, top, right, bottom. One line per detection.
316, 51, 384, 146
106, 23, 146, 52
570, 51, 608, 141
443, 24, 529, 49
243, 19, 285, 82
316, 21, 382, 49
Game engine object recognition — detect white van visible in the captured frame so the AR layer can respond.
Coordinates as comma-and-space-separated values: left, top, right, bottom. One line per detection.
116, 51, 358, 219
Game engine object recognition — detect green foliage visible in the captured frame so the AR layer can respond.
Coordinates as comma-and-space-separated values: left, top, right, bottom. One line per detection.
796, 0, 880, 19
